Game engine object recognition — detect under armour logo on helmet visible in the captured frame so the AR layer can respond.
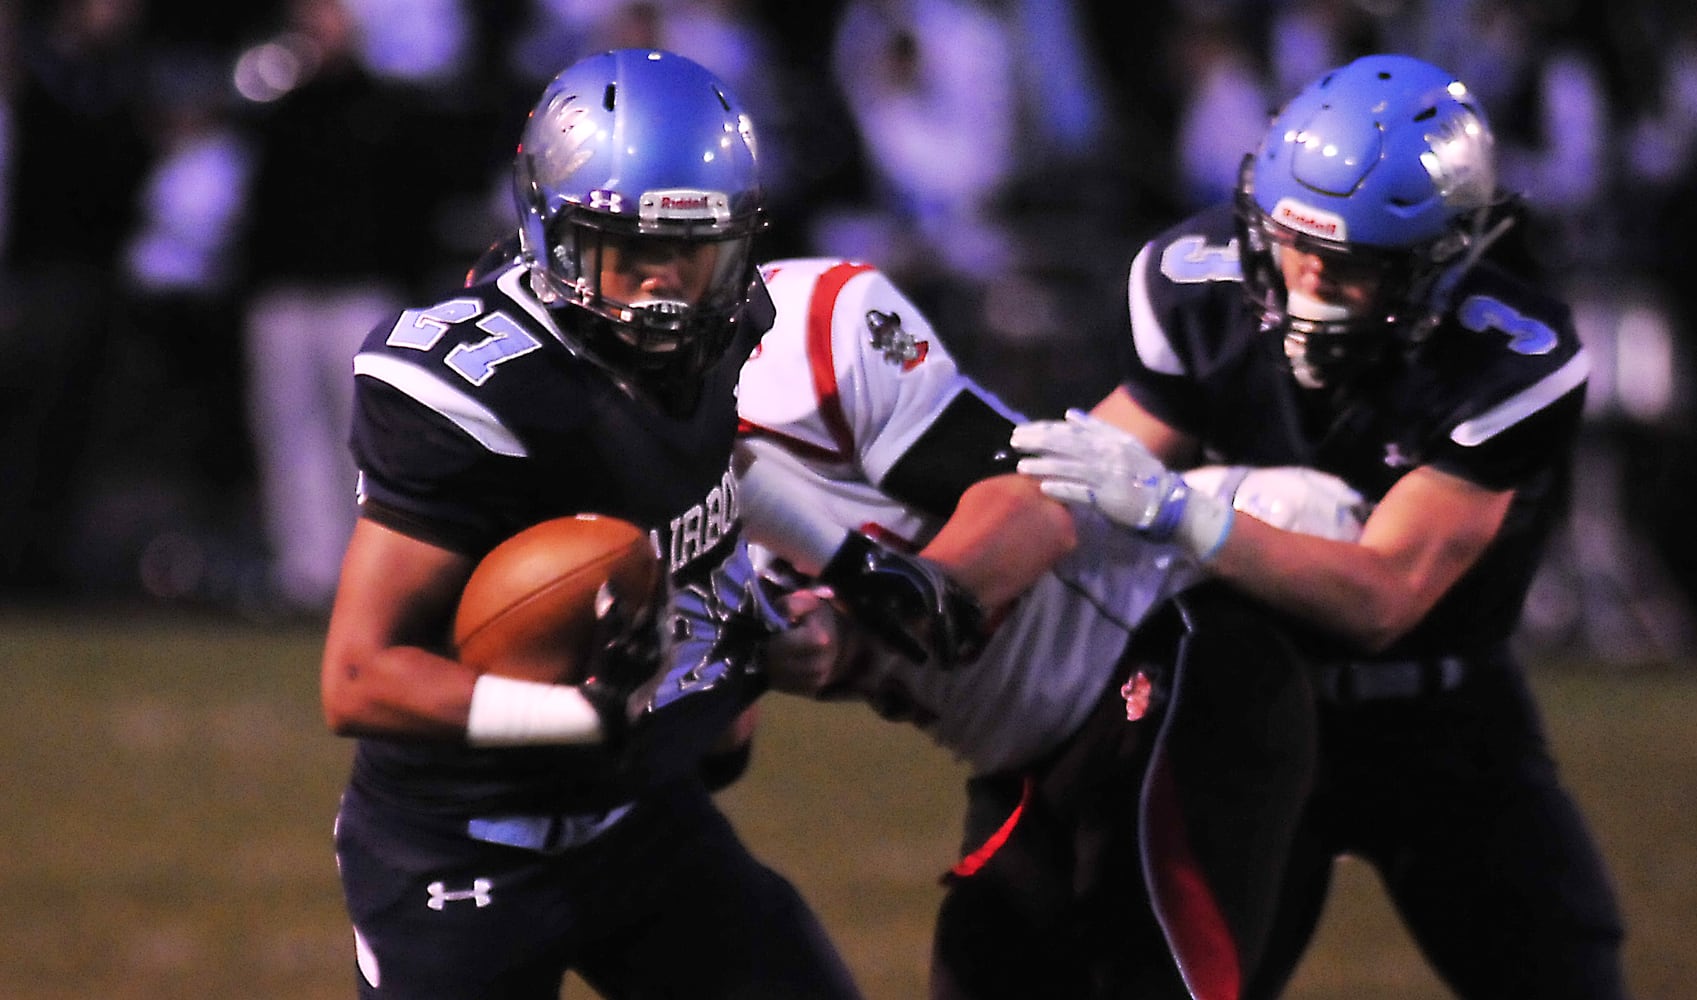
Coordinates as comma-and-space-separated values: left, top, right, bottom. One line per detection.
426, 878, 493, 910
588, 189, 624, 212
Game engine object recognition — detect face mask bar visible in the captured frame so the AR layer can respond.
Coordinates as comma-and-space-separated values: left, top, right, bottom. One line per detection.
560, 220, 755, 353
1233, 155, 1509, 388
525, 209, 760, 414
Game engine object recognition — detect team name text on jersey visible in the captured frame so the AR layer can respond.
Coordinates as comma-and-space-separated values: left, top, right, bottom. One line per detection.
667, 466, 739, 573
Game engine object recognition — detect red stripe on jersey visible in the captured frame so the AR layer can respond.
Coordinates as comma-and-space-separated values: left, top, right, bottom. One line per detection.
858, 522, 918, 552
807, 262, 875, 458
948, 775, 1032, 879
1144, 756, 1242, 1000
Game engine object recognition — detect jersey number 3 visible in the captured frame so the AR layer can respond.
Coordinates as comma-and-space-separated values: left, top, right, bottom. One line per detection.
1457, 294, 1557, 356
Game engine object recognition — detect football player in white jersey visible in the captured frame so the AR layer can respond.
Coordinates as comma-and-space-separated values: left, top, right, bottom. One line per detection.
735, 257, 1368, 1000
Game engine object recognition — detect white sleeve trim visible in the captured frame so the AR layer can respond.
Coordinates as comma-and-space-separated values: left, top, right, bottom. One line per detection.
1128, 243, 1186, 376
1450, 349, 1591, 448
354, 352, 529, 457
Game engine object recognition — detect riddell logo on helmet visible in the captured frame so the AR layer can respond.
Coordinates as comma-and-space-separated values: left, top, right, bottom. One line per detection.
1272, 198, 1348, 240
640, 189, 731, 223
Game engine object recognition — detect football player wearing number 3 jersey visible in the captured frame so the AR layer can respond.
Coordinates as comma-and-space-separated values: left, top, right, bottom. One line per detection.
318, 51, 860, 999
735, 257, 1372, 999
1013, 56, 1627, 999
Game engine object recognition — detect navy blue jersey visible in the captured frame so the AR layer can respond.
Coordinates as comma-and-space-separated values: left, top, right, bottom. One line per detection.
1119, 204, 1589, 657
346, 259, 766, 816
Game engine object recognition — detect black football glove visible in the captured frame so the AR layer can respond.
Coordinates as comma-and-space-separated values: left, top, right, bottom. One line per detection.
818, 530, 986, 671
600, 546, 785, 785
577, 575, 668, 752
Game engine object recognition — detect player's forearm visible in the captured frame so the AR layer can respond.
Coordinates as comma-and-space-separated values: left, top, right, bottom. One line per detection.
321, 643, 478, 739
921, 474, 1075, 613
321, 518, 487, 738
1214, 465, 1509, 651
1207, 515, 1430, 652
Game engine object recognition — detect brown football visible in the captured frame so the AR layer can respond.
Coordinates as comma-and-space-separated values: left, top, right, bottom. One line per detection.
453, 514, 662, 683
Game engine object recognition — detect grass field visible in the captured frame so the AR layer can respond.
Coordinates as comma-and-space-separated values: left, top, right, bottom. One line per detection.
2, 610, 1692, 999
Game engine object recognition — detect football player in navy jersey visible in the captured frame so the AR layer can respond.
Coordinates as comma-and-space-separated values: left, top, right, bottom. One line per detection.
318, 50, 860, 999
1014, 55, 1626, 999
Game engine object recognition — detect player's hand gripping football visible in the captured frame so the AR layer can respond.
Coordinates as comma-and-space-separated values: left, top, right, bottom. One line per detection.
1011, 409, 1234, 562
574, 578, 669, 749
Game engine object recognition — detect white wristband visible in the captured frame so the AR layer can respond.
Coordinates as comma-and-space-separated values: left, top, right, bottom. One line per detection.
465, 674, 606, 747
1176, 491, 1235, 564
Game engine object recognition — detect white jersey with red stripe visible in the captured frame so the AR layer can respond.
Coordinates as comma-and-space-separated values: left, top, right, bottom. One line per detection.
737, 258, 1204, 774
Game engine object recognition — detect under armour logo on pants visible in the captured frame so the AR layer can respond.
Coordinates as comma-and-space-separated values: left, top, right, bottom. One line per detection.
426, 878, 493, 909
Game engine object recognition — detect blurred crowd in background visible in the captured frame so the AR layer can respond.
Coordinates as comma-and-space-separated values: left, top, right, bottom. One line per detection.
2, 0, 1694, 663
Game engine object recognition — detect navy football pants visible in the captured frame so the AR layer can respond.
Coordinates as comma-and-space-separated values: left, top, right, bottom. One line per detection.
335, 778, 860, 999
1245, 652, 1627, 1000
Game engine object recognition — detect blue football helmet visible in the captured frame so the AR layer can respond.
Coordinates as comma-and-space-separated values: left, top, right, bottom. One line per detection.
513, 49, 765, 410
1236, 54, 1505, 388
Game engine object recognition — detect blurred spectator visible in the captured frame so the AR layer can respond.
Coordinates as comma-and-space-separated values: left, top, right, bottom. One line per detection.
1169, 13, 1271, 212
1430, 1, 1618, 275
959, 0, 1136, 416
822, 0, 1017, 285
0, 0, 154, 596
1265, 0, 1386, 100
0, 0, 1688, 649
341, 0, 509, 287
125, 57, 252, 313
505, 0, 654, 86
1623, 4, 1697, 345
1525, 275, 1697, 660
95, 50, 259, 603
1622, 7, 1697, 611
341, 0, 471, 87
235, 0, 435, 614
1008, 0, 1112, 162
0, 11, 13, 259
1074, 0, 1187, 224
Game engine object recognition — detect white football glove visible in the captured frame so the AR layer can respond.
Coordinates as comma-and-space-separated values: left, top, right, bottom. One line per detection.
1183, 465, 1368, 543
1011, 409, 1234, 561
